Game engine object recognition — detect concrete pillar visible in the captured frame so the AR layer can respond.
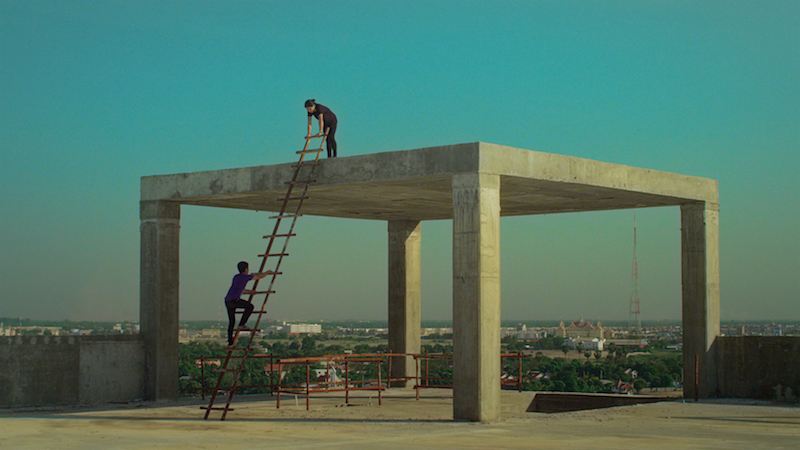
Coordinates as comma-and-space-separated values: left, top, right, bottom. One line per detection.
388, 220, 422, 387
681, 202, 720, 398
140, 200, 180, 401
452, 173, 501, 423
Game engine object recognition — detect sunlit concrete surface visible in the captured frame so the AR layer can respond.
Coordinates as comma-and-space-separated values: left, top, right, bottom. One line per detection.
1, 390, 798, 450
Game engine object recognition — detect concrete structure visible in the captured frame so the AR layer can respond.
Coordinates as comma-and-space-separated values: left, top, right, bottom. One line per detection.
140, 142, 720, 422
0, 335, 144, 407
388, 220, 421, 387
715, 336, 800, 401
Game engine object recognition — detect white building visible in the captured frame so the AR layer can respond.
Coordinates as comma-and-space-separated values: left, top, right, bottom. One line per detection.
565, 337, 606, 351
500, 324, 544, 341
264, 322, 323, 335
422, 328, 453, 337
287, 323, 322, 334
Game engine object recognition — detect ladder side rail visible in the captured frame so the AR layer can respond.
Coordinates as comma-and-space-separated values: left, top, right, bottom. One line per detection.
267, 155, 319, 288
250, 143, 321, 309
220, 348, 254, 420
249, 150, 310, 298
203, 351, 237, 419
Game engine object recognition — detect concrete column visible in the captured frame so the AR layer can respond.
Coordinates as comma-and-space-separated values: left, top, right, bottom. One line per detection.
388, 220, 422, 387
452, 173, 501, 423
681, 202, 720, 398
140, 200, 180, 401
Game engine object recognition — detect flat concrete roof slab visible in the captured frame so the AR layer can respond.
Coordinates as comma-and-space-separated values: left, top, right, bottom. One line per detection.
141, 142, 718, 220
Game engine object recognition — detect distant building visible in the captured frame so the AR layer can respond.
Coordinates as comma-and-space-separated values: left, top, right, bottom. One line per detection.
12, 326, 64, 336
200, 329, 221, 338
500, 324, 543, 340
565, 337, 605, 351
606, 338, 648, 348
264, 363, 288, 381
286, 323, 322, 335
70, 329, 93, 335
422, 328, 453, 337
612, 380, 635, 394
558, 318, 612, 339
265, 323, 323, 335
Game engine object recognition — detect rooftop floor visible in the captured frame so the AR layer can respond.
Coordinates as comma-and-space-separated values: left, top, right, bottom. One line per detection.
2, 390, 797, 449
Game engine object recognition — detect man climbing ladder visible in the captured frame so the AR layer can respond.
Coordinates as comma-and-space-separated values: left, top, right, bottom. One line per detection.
224, 261, 270, 350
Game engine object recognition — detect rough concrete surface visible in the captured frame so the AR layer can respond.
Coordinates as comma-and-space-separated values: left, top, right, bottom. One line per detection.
2, 390, 798, 450
0, 335, 145, 408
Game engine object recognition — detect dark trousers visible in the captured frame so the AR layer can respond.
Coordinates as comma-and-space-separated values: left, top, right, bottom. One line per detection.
226, 299, 254, 345
325, 121, 337, 158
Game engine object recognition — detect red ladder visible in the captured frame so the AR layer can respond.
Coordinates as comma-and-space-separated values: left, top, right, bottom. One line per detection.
201, 134, 326, 420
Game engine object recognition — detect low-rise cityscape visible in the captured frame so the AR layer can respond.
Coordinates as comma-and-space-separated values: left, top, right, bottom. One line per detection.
2, 317, 797, 342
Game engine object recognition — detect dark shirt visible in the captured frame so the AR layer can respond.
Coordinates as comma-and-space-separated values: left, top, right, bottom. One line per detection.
308, 104, 337, 126
224, 273, 254, 302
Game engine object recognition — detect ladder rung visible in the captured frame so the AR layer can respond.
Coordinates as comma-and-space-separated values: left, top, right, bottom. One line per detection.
263, 233, 296, 239
269, 213, 301, 219
291, 162, 320, 168
285, 180, 315, 185
297, 149, 324, 154
253, 310, 268, 314
278, 196, 309, 202
257, 253, 288, 258
251, 290, 275, 295
200, 406, 234, 411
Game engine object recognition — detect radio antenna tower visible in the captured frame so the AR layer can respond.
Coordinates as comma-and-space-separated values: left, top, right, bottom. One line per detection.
628, 215, 642, 336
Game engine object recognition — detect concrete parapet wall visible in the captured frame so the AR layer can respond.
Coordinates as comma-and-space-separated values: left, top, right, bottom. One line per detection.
0, 335, 145, 408
716, 336, 800, 402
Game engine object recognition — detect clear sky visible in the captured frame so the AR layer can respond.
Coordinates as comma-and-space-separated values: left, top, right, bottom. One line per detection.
1, 1, 798, 323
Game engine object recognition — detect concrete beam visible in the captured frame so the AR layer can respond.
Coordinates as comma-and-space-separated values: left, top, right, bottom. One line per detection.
140, 143, 718, 221
387, 220, 422, 387
681, 202, 720, 398
140, 200, 180, 401
452, 173, 501, 423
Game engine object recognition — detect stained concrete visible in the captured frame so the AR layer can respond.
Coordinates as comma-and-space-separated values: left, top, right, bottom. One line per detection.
139, 200, 180, 401
452, 173, 501, 422
0, 335, 145, 408
141, 142, 720, 422
715, 336, 800, 400
387, 220, 421, 386
681, 202, 721, 399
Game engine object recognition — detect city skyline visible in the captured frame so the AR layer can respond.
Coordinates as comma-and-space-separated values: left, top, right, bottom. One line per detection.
1, 1, 798, 322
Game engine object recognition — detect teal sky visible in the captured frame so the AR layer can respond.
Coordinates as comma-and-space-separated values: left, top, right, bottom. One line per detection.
1, 1, 798, 323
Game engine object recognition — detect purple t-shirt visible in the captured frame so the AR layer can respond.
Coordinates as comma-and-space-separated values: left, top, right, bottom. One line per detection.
224, 273, 254, 302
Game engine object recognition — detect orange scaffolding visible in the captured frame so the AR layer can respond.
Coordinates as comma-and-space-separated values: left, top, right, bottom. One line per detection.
185, 351, 526, 411
274, 355, 384, 410
414, 352, 525, 399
